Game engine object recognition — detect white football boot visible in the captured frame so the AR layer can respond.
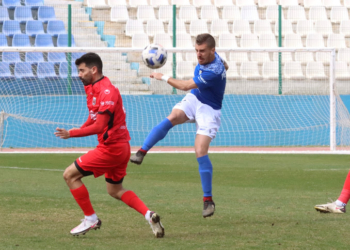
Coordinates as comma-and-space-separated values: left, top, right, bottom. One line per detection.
70, 218, 102, 236
149, 212, 164, 238
314, 201, 346, 214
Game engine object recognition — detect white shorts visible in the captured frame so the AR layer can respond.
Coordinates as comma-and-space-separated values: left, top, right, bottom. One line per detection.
173, 93, 221, 139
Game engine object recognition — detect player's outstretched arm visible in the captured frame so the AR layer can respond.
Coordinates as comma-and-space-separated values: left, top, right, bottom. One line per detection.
150, 72, 197, 91
54, 113, 110, 139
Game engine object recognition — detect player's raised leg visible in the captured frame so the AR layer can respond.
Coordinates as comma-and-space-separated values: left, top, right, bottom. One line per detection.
315, 170, 350, 214
130, 109, 189, 165
106, 182, 164, 238
63, 163, 101, 236
195, 134, 215, 218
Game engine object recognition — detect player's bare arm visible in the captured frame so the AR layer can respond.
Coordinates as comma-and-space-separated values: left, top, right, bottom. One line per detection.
150, 72, 197, 91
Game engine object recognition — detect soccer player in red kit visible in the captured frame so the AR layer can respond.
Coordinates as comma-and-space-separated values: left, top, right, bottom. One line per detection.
54, 53, 164, 238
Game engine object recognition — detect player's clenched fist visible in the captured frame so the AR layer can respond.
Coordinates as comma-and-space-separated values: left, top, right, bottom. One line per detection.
54, 127, 70, 139
150, 72, 163, 80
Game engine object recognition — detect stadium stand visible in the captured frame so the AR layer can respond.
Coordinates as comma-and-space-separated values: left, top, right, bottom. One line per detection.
26, 20, 45, 37
35, 34, 54, 47
0, 34, 8, 47
3, 20, 21, 37
14, 6, 33, 23
3, 0, 21, 9
25, 52, 44, 64
47, 20, 66, 37
0, 62, 14, 78
59, 62, 79, 78
14, 62, 35, 78
48, 52, 67, 63
12, 34, 31, 47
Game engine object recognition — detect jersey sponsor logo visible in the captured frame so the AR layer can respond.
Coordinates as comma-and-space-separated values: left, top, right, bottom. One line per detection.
221, 71, 226, 80
89, 110, 97, 120
92, 97, 96, 105
101, 101, 104, 106
199, 75, 207, 84
105, 101, 114, 106
104, 89, 110, 95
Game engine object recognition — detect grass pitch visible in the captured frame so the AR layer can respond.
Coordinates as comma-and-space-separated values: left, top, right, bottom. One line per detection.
1, 153, 350, 249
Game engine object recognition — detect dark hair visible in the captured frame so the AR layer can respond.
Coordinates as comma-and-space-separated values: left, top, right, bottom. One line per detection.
75, 52, 103, 73
195, 33, 216, 49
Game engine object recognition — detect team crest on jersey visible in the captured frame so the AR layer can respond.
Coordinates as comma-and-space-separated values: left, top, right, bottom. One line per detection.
92, 97, 96, 105
199, 70, 202, 74
104, 89, 110, 95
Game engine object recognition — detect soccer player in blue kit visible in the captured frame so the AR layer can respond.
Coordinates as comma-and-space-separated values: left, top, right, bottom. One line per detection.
130, 33, 228, 218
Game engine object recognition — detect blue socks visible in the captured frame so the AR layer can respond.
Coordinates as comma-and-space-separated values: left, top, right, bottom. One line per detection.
141, 118, 173, 151
197, 155, 213, 197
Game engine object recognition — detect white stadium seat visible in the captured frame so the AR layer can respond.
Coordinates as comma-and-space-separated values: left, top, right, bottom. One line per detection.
193, 0, 211, 7
171, 0, 190, 7
185, 52, 197, 62
330, 7, 349, 23
210, 19, 230, 37
280, 0, 298, 7
254, 20, 273, 35
306, 62, 327, 80
230, 51, 249, 62
314, 20, 333, 36
284, 33, 303, 47
129, 0, 148, 7
345, 0, 350, 8
233, 20, 251, 37
259, 33, 277, 47
108, 0, 127, 6
323, 0, 341, 8
179, 6, 198, 23
132, 33, 149, 48
168, 19, 187, 36
176, 33, 193, 47
262, 61, 279, 80
189, 20, 209, 37
296, 20, 314, 37
241, 5, 260, 22
287, 6, 306, 24
236, 0, 255, 7
316, 51, 330, 64
222, 6, 241, 22
218, 33, 237, 48
214, 0, 233, 8
176, 61, 194, 79
217, 52, 227, 62
125, 19, 144, 37
337, 49, 350, 63
201, 5, 219, 21
146, 19, 165, 37
327, 34, 346, 48
240, 33, 259, 48
303, 0, 322, 8
240, 62, 263, 80
137, 6, 156, 23
151, 0, 169, 7
340, 20, 350, 37
273, 51, 293, 62
284, 62, 305, 80
295, 51, 314, 64
266, 5, 284, 23
87, 0, 109, 8
335, 61, 350, 80
226, 61, 240, 80
305, 33, 325, 47
154, 33, 172, 47
274, 19, 294, 36
251, 51, 270, 63
309, 6, 327, 21
110, 6, 129, 23
258, 0, 277, 8
159, 6, 173, 23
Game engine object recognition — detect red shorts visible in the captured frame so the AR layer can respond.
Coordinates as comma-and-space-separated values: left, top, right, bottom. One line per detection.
74, 142, 131, 184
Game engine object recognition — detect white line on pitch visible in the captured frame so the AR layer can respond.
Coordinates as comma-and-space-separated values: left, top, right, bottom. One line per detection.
0, 166, 64, 172
304, 169, 349, 171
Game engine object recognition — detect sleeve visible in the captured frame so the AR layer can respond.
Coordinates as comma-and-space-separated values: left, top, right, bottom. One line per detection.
80, 115, 94, 129
69, 113, 110, 138
193, 70, 218, 90
98, 89, 118, 115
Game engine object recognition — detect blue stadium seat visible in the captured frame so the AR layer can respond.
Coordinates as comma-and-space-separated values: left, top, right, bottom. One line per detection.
3, 52, 21, 63
3, 20, 21, 37
12, 34, 31, 47
47, 20, 66, 37
14, 6, 33, 24
25, 52, 44, 64
14, 62, 35, 78
0, 62, 13, 78
3, 0, 21, 9
37, 62, 57, 78
0, 34, 8, 47
0, 7, 10, 24
71, 52, 85, 60
25, 0, 43, 9
48, 52, 66, 63
34, 34, 54, 47
26, 20, 44, 37
59, 62, 79, 78
38, 6, 56, 23
57, 34, 75, 47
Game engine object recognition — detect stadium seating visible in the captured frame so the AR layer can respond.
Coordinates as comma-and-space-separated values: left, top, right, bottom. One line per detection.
226, 61, 240, 80
309, 6, 327, 21
132, 33, 149, 48
150, 0, 169, 7
26, 20, 44, 37
171, 0, 190, 7
189, 20, 208, 37
330, 7, 349, 23
233, 20, 251, 37
146, 19, 165, 37
287, 6, 306, 23
37, 62, 57, 78
57, 34, 75, 47
337, 49, 350, 63
303, 0, 322, 8
129, 0, 148, 7
335, 61, 350, 80
327, 34, 346, 48
3, 52, 21, 63
274, 20, 293, 36
254, 20, 273, 36
47, 20, 66, 37
176, 33, 193, 47
240, 5, 259, 22
236, 0, 255, 7
214, 0, 233, 8
108, 0, 127, 6
306, 62, 327, 80
25, 0, 43, 9
262, 61, 279, 80
176, 61, 194, 79
0, 34, 8, 47
280, 0, 298, 7
193, 0, 211, 7
3, 20, 21, 37
25, 52, 44, 64
284, 33, 303, 47
0, 7, 10, 24
240, 62, 262, 80
38, 6, 56, 23
218, 33, 237, 48
240, 34, 259, 48
158, 5, 173, 23
87, 0, 109, 8
12, 34, 31, 47
284, 62, 305, 80
137, 6, 156, 23
296, 20, 314, 37
266, 5, 284, 23
14, 7, 33, 23
295, 51, 314, 64
340, 20, 350, 37
305, 33, 325, 47
210, 19, 229, 37
48, 52, 67, 63
323, 0, 341, 8
179, 6, 198, 23
259, 33, 277, 47
314, 20, 333, 36
168, 19, 187, 36
0, 62, 13, 78
59, 62, 79, 78
154, 33, 172, 47
258, 0, 277, 8
345, 0, 350, 8
71, 52, 85, 61
201, 5, 219, 21
110, 6, 129, 22
2, 0, 21, 9
125, 19, 144, 37
14, 62, 35, 78
35, 34, 54, 47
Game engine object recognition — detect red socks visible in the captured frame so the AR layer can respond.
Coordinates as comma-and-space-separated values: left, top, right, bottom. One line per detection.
139, 148, 148, 155
70, 184, 95, 216
338, 170, 350, 203
203, 196, 213, 202
121, 190, 149, 216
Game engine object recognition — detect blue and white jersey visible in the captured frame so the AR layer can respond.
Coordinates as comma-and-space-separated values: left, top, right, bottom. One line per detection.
191, 52, 226, 110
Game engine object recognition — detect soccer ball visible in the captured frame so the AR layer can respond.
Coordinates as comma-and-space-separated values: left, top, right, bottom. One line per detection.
142, 44, 167, 69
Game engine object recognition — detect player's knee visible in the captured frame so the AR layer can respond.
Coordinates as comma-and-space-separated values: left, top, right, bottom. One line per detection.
63, 167, 77, 183
195, 147, 208, 158
108, 189, 123, 200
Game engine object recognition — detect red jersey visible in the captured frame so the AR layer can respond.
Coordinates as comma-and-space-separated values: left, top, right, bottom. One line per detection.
81, 76, 130, 144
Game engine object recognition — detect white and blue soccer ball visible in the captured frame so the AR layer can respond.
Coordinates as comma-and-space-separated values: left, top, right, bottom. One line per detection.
142, 44, 167, 69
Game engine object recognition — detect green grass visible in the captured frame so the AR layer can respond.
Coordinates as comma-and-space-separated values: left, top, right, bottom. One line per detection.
1, 153, 350, 249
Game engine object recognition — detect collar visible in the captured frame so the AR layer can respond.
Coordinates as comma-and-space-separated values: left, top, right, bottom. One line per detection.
91, 76, 104, 93
91, 76, 104, 86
